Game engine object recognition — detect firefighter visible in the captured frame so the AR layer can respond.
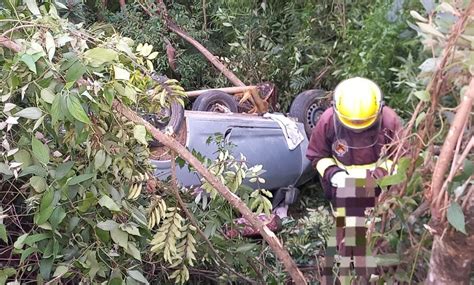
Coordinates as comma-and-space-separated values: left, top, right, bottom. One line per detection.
306, 77, 403, 201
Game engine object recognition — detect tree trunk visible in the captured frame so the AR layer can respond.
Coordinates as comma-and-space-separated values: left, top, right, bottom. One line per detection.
426, 198, 474, 284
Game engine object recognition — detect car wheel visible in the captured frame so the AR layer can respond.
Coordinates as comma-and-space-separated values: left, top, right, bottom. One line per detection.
192, 90, 239, 113
145, 101, 184, 147
289, 89, 327, 137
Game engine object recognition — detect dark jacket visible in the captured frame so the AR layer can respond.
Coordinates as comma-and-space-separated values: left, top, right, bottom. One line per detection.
306, 106, 402, 199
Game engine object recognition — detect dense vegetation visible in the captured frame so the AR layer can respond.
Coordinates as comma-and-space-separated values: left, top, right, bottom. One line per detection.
1, 0, 473, 284
97, 0, 423, 112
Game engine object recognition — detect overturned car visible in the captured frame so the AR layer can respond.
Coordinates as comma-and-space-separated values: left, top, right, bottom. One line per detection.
148, 88, 329, 212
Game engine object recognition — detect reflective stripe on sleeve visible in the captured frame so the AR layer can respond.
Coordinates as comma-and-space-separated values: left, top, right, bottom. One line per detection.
333, 157, 396, 177
316, 158, 337, 176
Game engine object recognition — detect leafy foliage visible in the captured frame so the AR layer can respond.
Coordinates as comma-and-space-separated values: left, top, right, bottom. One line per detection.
0, 1, 188, 283
101, 0, 422, 113
367, 1, 474, 282
0, 3, 297, 282
104, 3, 230, 92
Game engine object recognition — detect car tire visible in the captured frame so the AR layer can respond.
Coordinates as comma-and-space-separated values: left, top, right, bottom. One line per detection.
289, 89, 327, 137
145, 101, 184, 147
192, 90, 239, 113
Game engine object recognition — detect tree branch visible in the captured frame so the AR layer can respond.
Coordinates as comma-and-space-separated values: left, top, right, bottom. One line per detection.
152, 0, 246, 87
113, 100, 307, 284
0, 36, 21, 52
431, 77, 474, 218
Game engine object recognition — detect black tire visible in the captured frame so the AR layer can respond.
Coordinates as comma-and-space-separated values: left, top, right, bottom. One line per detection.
145, 101, 184, 147
192, 90, 239, 113
289, 89, 327, 137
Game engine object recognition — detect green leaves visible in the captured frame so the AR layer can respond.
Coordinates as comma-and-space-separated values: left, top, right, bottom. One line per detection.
113, 65, 130, 81
110, 227, 128, 248
15, 107, 42, 120
66, 95, 91, 124
84, 48, 118, 66
25, 0, 41, 17
65, 61, 86, 83
35, 188, 57, 225
378, 157, 410, 187
32, 137, 49, 165
133, 125, 147, 145
127, 270, 149, 285
114, 82, 137, 102
50, 94, 64, 125
41, 89, 55, 104
447, 202, 467, 234
30, 176, 47, 193
1, 7, 192, 284
55, 161, 74, 180
67, 173, 95, 185
97, 220, 119, 231
374, 254, 400, 266
0, 268, 16, 285
94, 150, 107, 169
45, 31, 56, 61
98, 195, 121, 212
414, 90, 430, 102
19, 53, 43, 74
0, 224, 7, 243
53, 265, 68, 278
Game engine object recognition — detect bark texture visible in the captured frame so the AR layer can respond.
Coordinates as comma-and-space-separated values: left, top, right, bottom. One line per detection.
426, 197, 474, 285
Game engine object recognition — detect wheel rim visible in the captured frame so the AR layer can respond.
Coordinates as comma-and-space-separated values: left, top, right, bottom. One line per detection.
205, 101, 231, 112
306, 103, 324, 129
143, 108, 171, 129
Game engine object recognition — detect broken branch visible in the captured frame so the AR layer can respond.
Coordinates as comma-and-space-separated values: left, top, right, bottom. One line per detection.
153, 0, 246, 87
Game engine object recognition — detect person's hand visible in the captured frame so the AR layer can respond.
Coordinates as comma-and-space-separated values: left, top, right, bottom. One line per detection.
370, 167, 388, 180
330, 171, 349, 188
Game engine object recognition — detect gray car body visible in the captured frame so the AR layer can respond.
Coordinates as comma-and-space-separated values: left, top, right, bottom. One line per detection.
151, 111, 313, 190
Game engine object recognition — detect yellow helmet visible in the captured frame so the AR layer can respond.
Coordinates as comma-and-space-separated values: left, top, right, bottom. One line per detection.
333, 77, 383, 130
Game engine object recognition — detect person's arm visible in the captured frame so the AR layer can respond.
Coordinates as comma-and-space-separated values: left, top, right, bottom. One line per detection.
306, 109, 345, 198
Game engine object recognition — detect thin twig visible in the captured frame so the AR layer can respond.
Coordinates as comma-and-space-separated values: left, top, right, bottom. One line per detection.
1, 24, 47, 37
461, 185, 473, 210
440, 136, 474, 195
409, 230, 428, 283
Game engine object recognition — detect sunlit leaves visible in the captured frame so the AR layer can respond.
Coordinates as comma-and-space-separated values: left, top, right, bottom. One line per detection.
83, 47, 118, 66
0, 3, 190, 283
114, 65, 131, 81
133, 125, 147, 145
25, 0, 41, 17
150, 205, 196, 284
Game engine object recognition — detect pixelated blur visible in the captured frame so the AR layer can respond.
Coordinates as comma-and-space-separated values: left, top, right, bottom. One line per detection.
322, 173, 377, 284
